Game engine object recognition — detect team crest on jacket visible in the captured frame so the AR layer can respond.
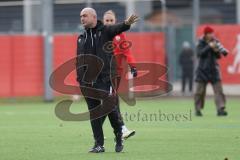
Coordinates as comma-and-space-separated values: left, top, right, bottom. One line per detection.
115, 35, 121, 41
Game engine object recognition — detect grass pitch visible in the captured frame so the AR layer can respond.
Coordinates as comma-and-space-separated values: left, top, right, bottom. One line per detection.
0, 97, 239, 160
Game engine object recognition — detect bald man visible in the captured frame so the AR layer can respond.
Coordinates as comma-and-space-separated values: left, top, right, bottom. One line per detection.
76, 8, 138, 153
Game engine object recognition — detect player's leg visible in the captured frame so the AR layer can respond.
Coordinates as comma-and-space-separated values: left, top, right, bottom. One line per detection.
92, 79, 124, 152
107, 104, 124, 153
101, 114, 107, 125
80, 84, 105, 153
116, 96, 136, 140
105, 90, 123, 152
115, 77, 136, 139
85, 97, 105, 152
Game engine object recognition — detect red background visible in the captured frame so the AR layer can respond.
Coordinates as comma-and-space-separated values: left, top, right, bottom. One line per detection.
0, 33, 166, 97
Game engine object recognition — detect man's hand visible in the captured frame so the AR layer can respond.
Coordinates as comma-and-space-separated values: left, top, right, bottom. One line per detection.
209, 41, 220, 52
209, 41, 217, 49
130, 67, 138, 77
125, 14, 139, 25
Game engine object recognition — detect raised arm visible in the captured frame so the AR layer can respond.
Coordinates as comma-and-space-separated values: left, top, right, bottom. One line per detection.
106, 14, 139, 37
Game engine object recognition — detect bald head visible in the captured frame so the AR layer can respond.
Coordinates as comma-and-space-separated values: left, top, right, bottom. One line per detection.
81, 8, 97, 17
80, 7, 97, 29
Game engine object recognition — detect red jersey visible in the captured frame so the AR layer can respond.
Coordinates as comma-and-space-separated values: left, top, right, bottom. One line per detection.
113, 33, 136, 75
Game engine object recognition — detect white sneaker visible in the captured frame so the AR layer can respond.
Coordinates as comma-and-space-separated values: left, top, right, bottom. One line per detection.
122, 130, 136, 140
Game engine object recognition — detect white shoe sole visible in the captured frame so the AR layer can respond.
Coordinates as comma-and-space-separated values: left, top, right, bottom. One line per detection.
123, 130, 136, 140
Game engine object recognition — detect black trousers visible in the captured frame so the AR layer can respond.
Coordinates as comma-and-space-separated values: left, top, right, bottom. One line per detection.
80, 79, 122, 146
101, 77, 124, 127
101, 95, 124, 127
181, 72, 193, 93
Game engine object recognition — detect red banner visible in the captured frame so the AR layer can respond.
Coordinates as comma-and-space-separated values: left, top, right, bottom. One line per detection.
0, 32, 166, 97
0, 35, 44, 97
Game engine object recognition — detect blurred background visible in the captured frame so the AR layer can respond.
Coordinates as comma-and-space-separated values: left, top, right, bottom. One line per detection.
0, 0, 240, 101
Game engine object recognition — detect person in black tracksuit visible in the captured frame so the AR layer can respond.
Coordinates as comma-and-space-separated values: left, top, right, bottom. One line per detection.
194, 26, 228, 117
76, 8, 138, 153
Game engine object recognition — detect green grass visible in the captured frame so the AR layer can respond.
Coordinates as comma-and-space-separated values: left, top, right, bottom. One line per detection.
0, 98, 239, 160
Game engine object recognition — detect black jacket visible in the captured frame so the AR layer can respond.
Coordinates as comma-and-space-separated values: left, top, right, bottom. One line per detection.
76, 20, 131, 84
179, 48, 194, 74
195, 37, 228, 83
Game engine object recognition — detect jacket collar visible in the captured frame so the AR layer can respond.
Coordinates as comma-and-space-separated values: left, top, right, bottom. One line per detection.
96, 20, 104, 31
84, 20, 104, 31
79, 20, 103, 39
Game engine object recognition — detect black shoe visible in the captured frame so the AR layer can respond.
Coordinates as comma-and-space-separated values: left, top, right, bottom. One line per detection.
115, 133, 124, 152
195, 110, 203, 117
89, 145, 105, 153
217, 108, 228, 116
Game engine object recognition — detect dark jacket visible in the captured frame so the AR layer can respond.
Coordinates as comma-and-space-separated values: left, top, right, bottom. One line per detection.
195, 37, 228, 83
76, 20, 131, 84
179, 48, 194, 74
